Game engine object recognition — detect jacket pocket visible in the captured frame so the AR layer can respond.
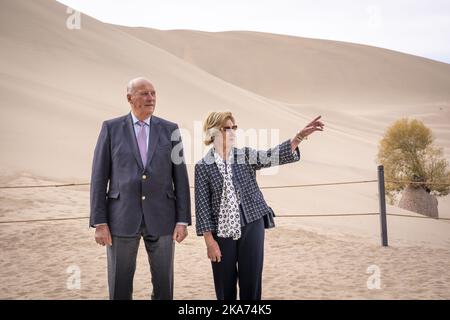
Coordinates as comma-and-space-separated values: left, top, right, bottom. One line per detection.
157, 142, 172, 149
107, 191, 120, 199
252, 192, 264, 201
167, 190, 176, 200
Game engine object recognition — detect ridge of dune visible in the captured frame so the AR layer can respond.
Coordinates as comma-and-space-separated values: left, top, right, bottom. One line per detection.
117, 26, 450, 107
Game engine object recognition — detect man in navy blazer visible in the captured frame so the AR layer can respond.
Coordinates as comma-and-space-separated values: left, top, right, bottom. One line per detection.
90, 77, 191, 300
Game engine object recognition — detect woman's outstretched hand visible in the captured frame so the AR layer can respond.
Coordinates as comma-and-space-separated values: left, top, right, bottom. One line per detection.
291, 115, 325, 150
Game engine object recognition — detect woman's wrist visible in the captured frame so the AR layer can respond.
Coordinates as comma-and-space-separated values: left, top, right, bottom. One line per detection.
295, 132, 307, 142
203, 232, 215, 246
290, 138, 299, 151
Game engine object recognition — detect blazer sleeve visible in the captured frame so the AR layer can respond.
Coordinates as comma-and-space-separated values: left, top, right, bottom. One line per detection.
171, 125, 192, 225
194, 163, 214, 236
246, 139, 301, 171
89, 121, 111, 227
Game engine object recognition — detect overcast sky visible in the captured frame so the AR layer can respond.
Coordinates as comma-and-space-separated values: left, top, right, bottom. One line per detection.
57, 0, 450, 64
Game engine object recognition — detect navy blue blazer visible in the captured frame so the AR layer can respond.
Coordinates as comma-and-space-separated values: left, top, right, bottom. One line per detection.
90, 113, 191, 237
194, 139, 300, 236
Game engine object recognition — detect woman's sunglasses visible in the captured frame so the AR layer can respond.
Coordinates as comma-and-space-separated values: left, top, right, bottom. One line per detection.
220, 125, 238, 131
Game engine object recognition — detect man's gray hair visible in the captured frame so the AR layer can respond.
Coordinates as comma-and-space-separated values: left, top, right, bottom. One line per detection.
127, 77, 151, 94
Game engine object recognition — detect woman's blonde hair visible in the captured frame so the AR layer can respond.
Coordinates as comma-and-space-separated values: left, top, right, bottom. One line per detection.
203, 111, 235, 146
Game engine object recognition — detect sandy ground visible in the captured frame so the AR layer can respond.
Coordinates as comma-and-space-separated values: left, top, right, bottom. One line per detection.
0, 176, 449, 300
1, 218, 449, 300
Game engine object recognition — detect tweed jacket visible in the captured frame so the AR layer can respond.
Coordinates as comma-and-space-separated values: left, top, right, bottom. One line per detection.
195, 139, 300, 236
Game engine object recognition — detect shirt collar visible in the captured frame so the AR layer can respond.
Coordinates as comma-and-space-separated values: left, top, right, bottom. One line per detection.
131, 112, 151, 126
212, 147, 234, 164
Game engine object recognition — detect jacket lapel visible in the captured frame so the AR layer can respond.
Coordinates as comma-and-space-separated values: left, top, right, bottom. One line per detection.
231, 148, 245, 189
124, 113, 144, 170
204, 148, 223, 186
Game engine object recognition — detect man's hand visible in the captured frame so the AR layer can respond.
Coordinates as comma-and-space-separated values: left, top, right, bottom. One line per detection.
95, 224, 112, 246
172, 224, 188, 243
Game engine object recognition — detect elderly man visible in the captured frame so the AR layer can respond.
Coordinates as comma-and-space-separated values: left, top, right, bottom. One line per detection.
90, 77, 191, 300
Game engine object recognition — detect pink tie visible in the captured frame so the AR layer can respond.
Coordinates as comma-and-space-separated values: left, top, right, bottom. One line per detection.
137, 121, 147, 166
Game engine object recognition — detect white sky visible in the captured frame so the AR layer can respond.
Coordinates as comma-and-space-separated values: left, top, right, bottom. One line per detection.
57, 0, 450, 64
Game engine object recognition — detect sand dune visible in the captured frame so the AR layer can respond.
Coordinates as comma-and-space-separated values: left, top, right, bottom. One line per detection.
0, 0, 449, 299
118, 26, 450, 107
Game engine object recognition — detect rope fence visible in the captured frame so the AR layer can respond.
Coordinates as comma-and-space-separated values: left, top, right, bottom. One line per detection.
1, 179, 449, 190
0, 212, 449, 225
0, 216, 89, 224
1, 172, 449, 237
0, 182, 90, 189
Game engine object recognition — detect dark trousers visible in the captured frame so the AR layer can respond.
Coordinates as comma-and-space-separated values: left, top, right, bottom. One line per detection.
106, 221, 174, 300
212, 217, 265, 300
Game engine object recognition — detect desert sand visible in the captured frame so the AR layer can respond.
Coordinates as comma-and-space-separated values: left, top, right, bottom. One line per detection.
0, 0, 449, 299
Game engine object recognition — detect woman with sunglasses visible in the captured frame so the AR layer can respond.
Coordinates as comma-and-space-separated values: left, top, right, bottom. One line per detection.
195, 111, 324, 300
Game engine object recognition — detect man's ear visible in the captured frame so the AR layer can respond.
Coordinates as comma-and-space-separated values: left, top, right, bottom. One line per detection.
126, 94, 132, 103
